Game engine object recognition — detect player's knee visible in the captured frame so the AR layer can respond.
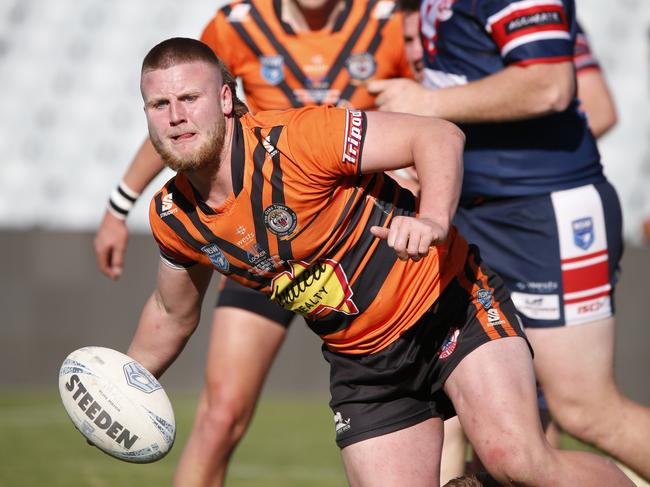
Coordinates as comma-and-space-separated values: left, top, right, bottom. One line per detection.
198, 391, 253, 446
479, 439, 543, 484
553, 401, 612, 447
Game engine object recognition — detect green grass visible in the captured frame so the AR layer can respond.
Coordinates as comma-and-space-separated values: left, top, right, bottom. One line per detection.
3, 390, 642, 487
0, 389, 346, 487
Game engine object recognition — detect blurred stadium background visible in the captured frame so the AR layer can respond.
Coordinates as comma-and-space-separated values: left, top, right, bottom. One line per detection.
0, 0, 649, 485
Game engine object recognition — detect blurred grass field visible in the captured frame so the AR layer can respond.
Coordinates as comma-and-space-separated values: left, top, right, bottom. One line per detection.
1, 390, 646, 487
0, 390, 347, 487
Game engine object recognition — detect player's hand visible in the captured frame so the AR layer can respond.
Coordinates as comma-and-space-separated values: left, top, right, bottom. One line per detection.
367, 78, 432, 115
94, 210, 129, 280
370, 216, 448, 261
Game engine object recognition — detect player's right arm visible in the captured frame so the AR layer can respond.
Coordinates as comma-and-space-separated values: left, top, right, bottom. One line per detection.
94, 138, 166, 279
127, 260, 213, 378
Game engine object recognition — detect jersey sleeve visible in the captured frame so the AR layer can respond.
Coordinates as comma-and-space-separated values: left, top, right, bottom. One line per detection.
573, 21, 600, 72
149, 191, 197, 270
284, 106, 367, 184
481, 0, 574, 66
199, 3, 246, 77
386, 10, 415, 79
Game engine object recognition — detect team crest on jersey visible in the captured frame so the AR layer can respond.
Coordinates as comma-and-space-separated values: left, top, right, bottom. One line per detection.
346, 53, 376, 81
264, 204, 297, 237
572, 217, 594, 250
201, 243, 230, 272
270, 259, 359, 318
477, 289, 493, 310
439, 328, 460, 359
260, 55, 285, 85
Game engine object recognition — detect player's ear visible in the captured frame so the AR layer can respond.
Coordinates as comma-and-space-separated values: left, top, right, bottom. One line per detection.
220, 83, 233, 116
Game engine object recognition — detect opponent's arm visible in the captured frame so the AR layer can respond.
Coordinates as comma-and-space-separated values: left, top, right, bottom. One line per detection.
577, 68, 617, 138
94, 138, 166, 280
368, 62, 575, 122
362, 111, 465, 260
127, 261, 213, 378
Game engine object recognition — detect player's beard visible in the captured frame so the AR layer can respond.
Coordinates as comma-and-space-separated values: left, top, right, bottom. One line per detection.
151, 117, 226, 173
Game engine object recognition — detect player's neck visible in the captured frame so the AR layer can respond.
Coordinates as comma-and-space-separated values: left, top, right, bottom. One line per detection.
185, 118, 235, 209
282, 0, 344, 32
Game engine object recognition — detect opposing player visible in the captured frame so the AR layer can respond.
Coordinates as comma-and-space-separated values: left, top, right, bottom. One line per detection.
129, 36, 632, 487
93, 1, 413, 484
369, 0, 650, 481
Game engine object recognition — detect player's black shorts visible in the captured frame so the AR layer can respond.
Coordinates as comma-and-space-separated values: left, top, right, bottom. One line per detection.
215, 277, 294, 327
323, 246, 531, 449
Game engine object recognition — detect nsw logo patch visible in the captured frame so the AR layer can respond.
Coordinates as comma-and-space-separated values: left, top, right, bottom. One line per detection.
201, 243, 230, 273
260, 55, 284, 85
572, 217, 594, 250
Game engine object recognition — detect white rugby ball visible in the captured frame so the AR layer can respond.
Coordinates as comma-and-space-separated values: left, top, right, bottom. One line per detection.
58, 346, 175, 463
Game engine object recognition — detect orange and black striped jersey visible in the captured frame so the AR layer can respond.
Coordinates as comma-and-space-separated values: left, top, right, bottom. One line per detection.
149, 106, 468, 355
199, 0, 412, 112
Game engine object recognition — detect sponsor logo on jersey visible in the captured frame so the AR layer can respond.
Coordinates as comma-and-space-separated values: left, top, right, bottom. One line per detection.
342, 110, 364, 166
123, 361, 162, 394
262, 135, 279, 157
476, 289, 493, 310
572, 217, 594, 250
346, 52, 377, 81
334, 411, 351, 435
260, 55, 285, 85
505, 11, 563, 35
439, 327, 460, 359
486, 307, 505, 326
510, 292, 560, 320
160, 193, 178, 218
264, 204, 297, 237
515, 281, 559, 292
270, 259, 359, 318
227, 3, 251, 22
201, 243, 230, 273
236, 225, 246, 236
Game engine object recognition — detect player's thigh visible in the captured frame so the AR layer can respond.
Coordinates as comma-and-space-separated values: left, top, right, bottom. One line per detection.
341, 417, 443, 487
205, 279, 292, 405
526, 316, 617, 405
444, 337, 546, 461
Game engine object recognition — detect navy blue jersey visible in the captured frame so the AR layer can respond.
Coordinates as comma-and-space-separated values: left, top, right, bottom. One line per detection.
420, 0, 605, 199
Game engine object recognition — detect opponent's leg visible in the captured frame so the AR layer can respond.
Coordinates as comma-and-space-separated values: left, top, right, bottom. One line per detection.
440, 416, 467, 484
173, 307, 288, 487
445, 337, 633, 486
341, 417, 444, 487
528, 317, 650, 481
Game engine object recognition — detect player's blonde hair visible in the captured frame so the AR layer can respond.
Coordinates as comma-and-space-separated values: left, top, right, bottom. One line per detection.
142, 37, 249, 118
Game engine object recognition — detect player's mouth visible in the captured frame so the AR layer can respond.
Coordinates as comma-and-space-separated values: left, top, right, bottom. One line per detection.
170, 132, 196, 143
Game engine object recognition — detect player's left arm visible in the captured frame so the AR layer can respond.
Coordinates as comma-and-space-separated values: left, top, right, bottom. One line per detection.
362, 111, 465, 260
127, 261, 213, 378
369, 61, 575, 122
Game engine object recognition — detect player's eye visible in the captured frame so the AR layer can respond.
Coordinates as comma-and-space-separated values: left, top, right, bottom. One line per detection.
152, 100, 168, 109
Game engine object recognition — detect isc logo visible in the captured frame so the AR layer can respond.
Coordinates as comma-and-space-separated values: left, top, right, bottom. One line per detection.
578, 301, 604, 314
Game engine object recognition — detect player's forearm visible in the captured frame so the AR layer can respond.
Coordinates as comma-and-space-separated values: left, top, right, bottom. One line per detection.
414, 119, 465, 231
121, 138, 167, 194
576, 69, 617, 138
127, 292, 200, 378
424, 63, 575, 123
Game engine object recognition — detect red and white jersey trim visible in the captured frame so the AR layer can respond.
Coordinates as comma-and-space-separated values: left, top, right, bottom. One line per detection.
500, 31, 571, 58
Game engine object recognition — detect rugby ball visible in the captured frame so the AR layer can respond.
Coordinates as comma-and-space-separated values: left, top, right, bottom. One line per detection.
58, 346, 175, 463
